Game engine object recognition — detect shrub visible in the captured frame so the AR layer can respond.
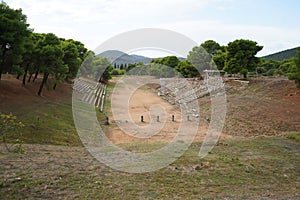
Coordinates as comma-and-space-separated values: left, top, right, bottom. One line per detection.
111, 69, 119, 76
287, 133, 300, 142
0, 112, 25, 153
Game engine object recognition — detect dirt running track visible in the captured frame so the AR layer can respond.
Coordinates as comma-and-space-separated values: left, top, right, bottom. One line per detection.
106, 85, 228, 144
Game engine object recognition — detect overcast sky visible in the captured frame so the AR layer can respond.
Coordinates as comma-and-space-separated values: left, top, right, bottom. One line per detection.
6, 0, 300, 57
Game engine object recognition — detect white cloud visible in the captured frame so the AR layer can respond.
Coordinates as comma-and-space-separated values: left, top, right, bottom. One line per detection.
6, 0, 300, 57
149, 20, 300, 56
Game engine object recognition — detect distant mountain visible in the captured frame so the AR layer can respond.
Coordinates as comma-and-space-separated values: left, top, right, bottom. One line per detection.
262, 47, 299, 61
97, 50, 152, 65
178, 57, 186, 61
130, 54, 152, 64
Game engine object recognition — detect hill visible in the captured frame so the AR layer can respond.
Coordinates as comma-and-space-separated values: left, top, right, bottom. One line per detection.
262, 46, 299, 61
130, 54, 152, 63
97, 50, 152, 65
0, 75, 81, 146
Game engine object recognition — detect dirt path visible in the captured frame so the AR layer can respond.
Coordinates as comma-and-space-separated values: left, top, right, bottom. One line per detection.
106, 85, 221, 144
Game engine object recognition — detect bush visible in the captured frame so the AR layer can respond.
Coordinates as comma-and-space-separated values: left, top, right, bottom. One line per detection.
111, 69, 119, 76
288, 48, 300, 87
287, 133, 300, 142
0, 112, 25, 153
111, 69, 126, 76
264, 69, 275, 76
240, 69, 248, 78
289, 72, 300, 88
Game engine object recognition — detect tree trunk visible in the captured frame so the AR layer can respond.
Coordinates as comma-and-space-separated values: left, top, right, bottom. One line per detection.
28, 73, 32, 82
38, 72, 49, 96
53, 83, 57, 90
16, 74, 21, 79
33, 69, 39, 82
22, 63, 30, 85
0, 47, 7, 81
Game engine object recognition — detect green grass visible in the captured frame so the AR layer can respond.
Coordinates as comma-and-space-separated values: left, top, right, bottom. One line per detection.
118, 142, 166, 153
1, 82, 116, 147
22, 101, 82, 146
0, 136, 299, 199
103, 82, 115, 112
1, 96, 82, 146
287, 132, 300, 142
101, 137, 299, 199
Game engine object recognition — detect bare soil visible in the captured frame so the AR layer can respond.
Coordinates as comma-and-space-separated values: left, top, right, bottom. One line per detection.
107, 86, 219, 144
222, 78, 300, 136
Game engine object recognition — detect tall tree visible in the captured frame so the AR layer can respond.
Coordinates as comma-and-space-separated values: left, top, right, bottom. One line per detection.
0, 2, 31, 79
37, 33, 64, 96
213, 48, 227, 70
32, 33, 46, 82
187, 46, 213, 75
162, 56, 180, 68
94, 56, 112, 83
68, 40, 88, 61
21, 33, 40, 85
201, 40, 221, 55
175, 60, 199, 78
61, 40, 81, 80
224, 39, 263, 77
80, 51, 95, 78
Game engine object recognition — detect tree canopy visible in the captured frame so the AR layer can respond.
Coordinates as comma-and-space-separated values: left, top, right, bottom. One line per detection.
200, 40, 221, 55
80, 52, 112, 83
0, 2, 102, 96
288, 48, 300, 87
224, 39, 263, 76
0, 2, 31, 79
187, 45, 213, 74
151, 56, 180, 68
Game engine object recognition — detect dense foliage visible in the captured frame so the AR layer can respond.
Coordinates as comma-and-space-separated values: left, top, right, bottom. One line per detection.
0, 2, 112, 95
80, 51, 112, 83
288, 49, 300, 87
0, 2, 31, 79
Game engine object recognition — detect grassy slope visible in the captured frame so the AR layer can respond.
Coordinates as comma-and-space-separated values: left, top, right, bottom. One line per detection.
19, 100, 81, 146
0, 75, 82, 146
262, 47, 299, 61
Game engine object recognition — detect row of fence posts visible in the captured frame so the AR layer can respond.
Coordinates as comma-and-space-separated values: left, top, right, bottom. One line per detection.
140, 115, 190, 123
104, 115, 210, 125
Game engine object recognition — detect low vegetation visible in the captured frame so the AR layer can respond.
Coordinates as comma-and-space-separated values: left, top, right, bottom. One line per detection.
0, 137, 299, 199
287, 132, 300, 142
0, 112, 24, 152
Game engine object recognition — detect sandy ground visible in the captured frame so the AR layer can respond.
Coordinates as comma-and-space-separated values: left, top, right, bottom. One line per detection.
105, 77, 300, 144
106, 83, 222, 144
